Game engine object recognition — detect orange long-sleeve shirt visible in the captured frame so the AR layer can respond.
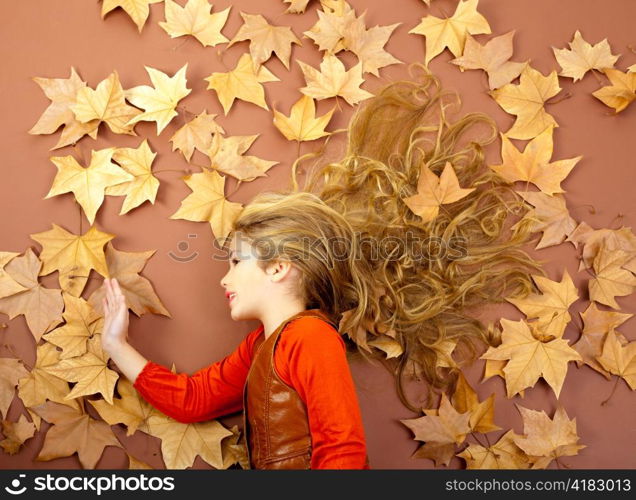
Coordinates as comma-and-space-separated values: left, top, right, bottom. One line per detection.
132, 316, 370, 469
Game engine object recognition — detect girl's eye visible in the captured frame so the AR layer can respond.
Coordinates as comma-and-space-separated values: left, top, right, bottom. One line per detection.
231, 258, 239, 265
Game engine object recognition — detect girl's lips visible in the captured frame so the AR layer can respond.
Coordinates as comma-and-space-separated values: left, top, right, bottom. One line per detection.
229, 293, 237, 305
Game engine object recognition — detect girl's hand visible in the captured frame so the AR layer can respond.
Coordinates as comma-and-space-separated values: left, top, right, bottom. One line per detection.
102, 278, 130, 351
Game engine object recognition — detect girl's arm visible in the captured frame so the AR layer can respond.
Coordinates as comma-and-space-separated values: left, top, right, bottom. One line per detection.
102, 278, 258, 424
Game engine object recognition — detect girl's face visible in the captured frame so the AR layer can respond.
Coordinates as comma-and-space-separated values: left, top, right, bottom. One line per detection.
221, 233, 305, 322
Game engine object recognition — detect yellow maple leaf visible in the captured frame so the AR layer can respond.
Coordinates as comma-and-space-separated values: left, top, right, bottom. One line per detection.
0, 415, 36, 455
480, 319, 581, 398
31, 400, 121, 469
125, 64, 192, 134
159, 0, 230, 47
0, 252, 27, 299
104, 139, 160, 214
511, 191, 577, 249
206, 133, 279, 182
552, 30, 620, 82
87, 241, 171, 318
89, 377, 158, 436
169, 110, 225, 162
0, 249, 64, 340
344, 14, 401, 76
0, 358, 29, 420
572, 302, 632, 378
450, 31, 528, 89
45, 148, 134, 225
303, 1, 357, 53
408, 0, 491, 66
489, 126, 581, 196
592, 68, 636, 113
227, 12, 302, 71
71, 71, 141, 136
596, 329, 636, 390
42, 293, 102, 359
451, 372, 501, 434
489, 64, 561, 140
43, 335, 119, 404
204, 53, 280, 115
589, 242, 636, 309
30, 224, 115, 297
401, 392, 472, 445
513, 404, 585, 469
145, 410, 234, 469
17, 342, 82, 418
507, 269, 579, 339
283, 0, 311, 13
100, 0, 163, 33
402, 161, 475, 223
28, 67, 100, 150
298, 53, 373, 106
273, 94, 335, 142
170, 170, 244, 245
457, 430, 531, 469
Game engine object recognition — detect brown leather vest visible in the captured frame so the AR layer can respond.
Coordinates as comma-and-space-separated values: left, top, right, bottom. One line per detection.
241, 309, 338, 469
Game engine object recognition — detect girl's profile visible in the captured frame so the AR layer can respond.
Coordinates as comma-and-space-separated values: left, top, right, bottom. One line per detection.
101, 63, 545, 470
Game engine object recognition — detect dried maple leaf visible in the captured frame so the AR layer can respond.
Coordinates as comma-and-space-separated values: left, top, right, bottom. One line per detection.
45, 148, 134, 225
43, 335, 119, 404
100, 0, 163, 33
480, 319, 581, 398
457, 429, 531, 469
566, 222, 636, 272
451, 372, 501, 434
450, 31, 528, 90
513, 404, 585, 469
89, 377, 157, 436
283, 0, 347, 15
588, 242, 636, 309
408, 0, 491, 66
31, 400, 121, 469
17, 342, 82, 429
400, 392, 472, 445
170, 170, 244, 246
0, 414, 36, 454
0, 252, 27, 299
125, 64, 192, 134
596, 329, 636, 390
552, 30, 620, 82
204, 53, 280, 115
206, 133, 279, 182
507, 269, 579, 339
489, 127, 581, 196
159, 0, 230, 47
273, 94, 335, 142
71, 71, 141, 136
367, 334, 403, 358
227, 12, 302, 71
489, 65, 561, 140
87, 241, 171, 318
41, 293, 102, 360
304, 4, 401, 76
403, 161, 475, 223
510, 191, 577, 249
572, 302, 632, 378
104, 139, 160, 214
28, 67, 99, 150
411, 440, 456, 467
220, 424, 249, 469
169, 110, 225, 162
0, 357, 29, 419
0, 249, 64, 340
297, 53, 373, 106
30, 224, 115, 298
592, 68, 636, 113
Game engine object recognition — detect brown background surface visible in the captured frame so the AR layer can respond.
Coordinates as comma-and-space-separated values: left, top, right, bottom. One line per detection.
0, 0, 635, 469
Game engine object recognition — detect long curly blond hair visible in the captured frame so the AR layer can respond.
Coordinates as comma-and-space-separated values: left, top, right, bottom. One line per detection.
227, 63, 548, 410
